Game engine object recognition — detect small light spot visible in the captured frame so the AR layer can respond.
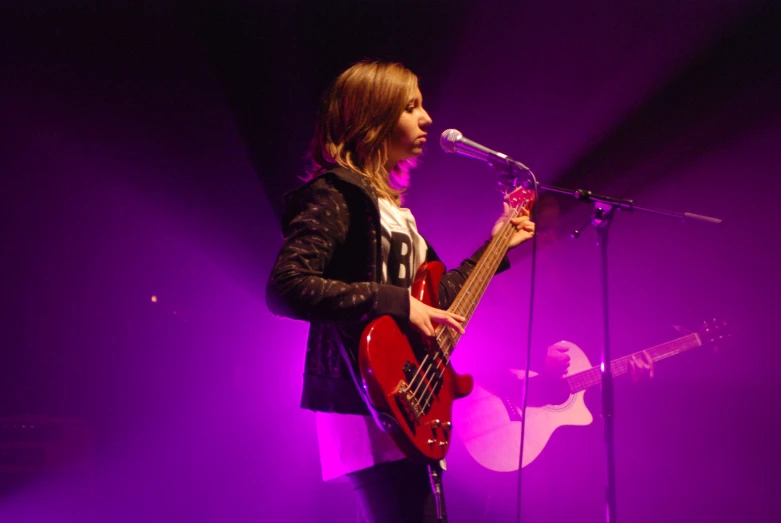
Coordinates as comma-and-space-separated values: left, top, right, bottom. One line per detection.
151, 295, 158, 303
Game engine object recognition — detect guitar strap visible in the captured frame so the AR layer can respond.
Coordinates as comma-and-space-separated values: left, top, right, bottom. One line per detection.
331, 322, 401, 435
328, 196, 434, 437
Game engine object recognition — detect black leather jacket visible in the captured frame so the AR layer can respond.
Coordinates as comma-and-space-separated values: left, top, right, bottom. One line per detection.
265, 167, 509, 414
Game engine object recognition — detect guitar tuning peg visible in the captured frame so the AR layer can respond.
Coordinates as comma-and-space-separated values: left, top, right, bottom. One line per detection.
672, 324, 693, 335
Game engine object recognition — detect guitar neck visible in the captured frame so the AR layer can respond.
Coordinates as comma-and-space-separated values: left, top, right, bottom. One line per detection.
565, 332, 703, 393
438, 214, 517, 356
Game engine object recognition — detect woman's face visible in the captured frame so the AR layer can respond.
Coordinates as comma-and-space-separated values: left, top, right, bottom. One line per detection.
386, 87, 432, 170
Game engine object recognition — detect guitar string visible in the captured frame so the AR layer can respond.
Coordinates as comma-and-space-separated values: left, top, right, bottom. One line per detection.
406, 208, 519, 412
402, 221, 509, 416
410, 204, 523, 412
406, 214, 515, 404
564, 334, 702, 393
420, 203, 525, 408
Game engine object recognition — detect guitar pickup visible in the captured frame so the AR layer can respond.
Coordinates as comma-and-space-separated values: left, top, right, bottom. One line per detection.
403, 360, 441, 415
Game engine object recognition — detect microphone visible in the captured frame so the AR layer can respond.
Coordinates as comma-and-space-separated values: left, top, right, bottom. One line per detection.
440, 129, 530, 172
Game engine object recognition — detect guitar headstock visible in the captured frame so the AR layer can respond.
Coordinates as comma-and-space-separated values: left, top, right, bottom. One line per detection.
506, 185, 536, 214
698, 318, 730, 351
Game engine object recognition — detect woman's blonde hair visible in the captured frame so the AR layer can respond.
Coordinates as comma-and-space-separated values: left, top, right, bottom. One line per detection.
308, 60, 420, 204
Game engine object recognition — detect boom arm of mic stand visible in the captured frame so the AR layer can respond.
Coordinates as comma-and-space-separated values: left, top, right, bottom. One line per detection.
538, 184, 723, 225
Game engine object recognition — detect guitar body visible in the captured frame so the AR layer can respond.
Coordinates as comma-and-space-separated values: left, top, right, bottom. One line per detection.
358, 261, 474, 462
454, 342, 594, 472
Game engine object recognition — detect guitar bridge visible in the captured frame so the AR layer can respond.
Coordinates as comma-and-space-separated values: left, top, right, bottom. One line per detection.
393, 380, 423, 432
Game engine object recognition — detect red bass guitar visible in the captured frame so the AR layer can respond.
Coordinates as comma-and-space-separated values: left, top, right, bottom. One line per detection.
358, 185, 535, 461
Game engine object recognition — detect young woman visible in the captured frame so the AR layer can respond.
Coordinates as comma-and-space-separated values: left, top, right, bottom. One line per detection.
265, 60, 535, 523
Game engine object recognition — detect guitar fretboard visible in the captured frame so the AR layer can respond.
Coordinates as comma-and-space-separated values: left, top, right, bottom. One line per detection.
565, 333, 702, 393
436, 194, 531, 359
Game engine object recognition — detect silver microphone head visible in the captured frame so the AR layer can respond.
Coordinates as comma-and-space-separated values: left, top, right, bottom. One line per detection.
440, 129, 463, 153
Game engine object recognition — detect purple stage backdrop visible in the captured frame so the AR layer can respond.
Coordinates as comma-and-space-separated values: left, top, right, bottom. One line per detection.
1, 2, 779, 522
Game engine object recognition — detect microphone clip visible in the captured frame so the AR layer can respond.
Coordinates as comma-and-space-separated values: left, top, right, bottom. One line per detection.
497, 168, 535, 195
572, 202, 616, 243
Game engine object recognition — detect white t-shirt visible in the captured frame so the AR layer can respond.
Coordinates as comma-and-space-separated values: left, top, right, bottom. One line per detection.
316, 197, 428, 482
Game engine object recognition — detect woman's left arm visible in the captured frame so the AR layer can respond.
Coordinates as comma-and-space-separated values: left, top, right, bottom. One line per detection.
436, 205, 535, 310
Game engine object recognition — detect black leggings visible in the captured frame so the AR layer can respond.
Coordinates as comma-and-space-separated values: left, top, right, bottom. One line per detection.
346, 459, 446, 523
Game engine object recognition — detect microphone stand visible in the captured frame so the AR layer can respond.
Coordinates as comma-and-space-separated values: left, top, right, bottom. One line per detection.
538, 183, 722, 523
497, 164, 722, 523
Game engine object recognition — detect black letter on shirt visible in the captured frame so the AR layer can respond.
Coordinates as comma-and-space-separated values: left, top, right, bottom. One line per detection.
388, 232, 413, 288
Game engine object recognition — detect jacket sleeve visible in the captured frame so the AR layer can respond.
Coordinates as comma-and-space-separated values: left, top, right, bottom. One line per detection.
265, 176, 410, 324
435, 240, 511, 311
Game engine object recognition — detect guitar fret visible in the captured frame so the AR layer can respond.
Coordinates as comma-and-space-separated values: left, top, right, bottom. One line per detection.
438, 191, 532, 363
448, 223, 513, 320
564, 333, 703, 393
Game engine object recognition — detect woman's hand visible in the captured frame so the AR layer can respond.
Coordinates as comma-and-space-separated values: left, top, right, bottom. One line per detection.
492, 202, 535, 249
629, 351, 655, 382
409, 296, 466, 337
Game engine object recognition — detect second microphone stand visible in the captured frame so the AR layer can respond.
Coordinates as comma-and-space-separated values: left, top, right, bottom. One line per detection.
577, 200, 619, 523
499, 168, 722, 523
544, 183, 721, 523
